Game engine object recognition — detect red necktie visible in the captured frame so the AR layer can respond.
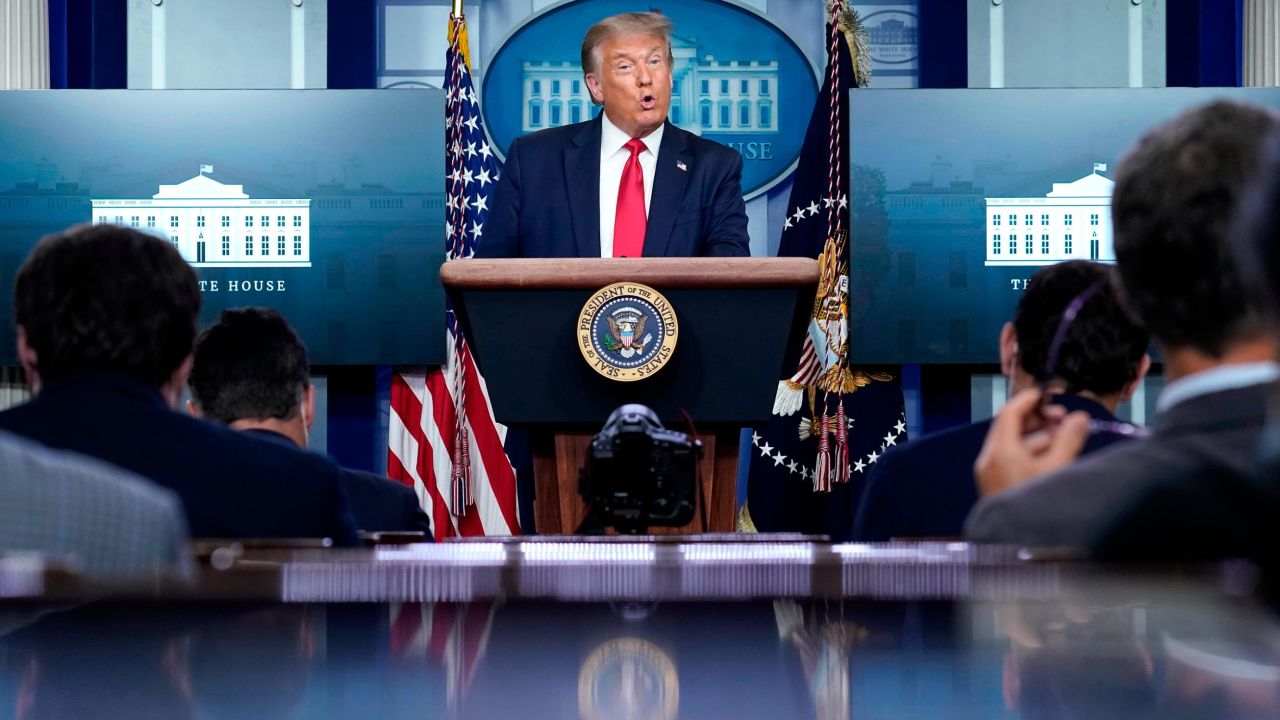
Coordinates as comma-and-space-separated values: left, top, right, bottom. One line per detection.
613, 138, 647, 258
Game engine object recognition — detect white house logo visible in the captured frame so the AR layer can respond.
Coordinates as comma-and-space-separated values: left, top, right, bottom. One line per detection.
984, 164, 1114, 268
521, 36, 779, 137
483, 0, 818, 199
91, 166, 312, 268
863, 9, 919, 65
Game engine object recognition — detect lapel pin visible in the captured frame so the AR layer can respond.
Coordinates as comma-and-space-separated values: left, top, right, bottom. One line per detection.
675, 160, 687, 172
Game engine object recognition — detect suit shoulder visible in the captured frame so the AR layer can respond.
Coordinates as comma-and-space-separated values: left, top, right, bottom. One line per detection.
964, 444, 1153, 545
675, 127, 742, 162
0, 430, 182, 514
175, 414, 344, 482
509, 121, 590, 153
870, 421, 991, 482
0, 402, 36, 429
340, 467, 415, 499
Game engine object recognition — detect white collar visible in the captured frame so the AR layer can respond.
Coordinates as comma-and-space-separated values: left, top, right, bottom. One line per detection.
1156, 361, 1280, 413
599, 111, 664, 158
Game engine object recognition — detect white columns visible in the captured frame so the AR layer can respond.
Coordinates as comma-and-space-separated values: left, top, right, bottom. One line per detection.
1244, 0, 1280, 86
1, 0, 49, 90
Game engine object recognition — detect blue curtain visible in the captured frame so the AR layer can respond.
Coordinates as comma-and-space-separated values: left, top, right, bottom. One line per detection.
48, 0, 126, 89
328, 0, 377, 89
1166, 0, 1244, 87
917, 0, 966, 89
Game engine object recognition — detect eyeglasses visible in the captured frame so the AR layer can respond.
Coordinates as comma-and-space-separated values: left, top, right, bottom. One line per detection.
1038, 281, 1150, 439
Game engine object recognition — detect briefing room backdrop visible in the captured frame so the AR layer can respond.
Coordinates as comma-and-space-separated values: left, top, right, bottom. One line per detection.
1, 0, 1276, 487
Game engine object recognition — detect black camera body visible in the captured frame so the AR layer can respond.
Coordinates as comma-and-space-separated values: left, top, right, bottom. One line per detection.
579, 404, 702, 533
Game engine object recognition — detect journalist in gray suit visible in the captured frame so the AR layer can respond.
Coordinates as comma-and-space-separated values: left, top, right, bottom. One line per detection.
966, 100, 1280, 550
0, 429, 190, 578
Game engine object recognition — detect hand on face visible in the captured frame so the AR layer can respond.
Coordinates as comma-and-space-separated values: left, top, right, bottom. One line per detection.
974, 388, 1090, 497
586, 32, 673, 139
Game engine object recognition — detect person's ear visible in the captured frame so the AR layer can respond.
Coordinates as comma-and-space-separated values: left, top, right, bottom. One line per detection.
585, 73, 604, 104
159, 355, 194, 409
998, 322, 1018, 378
1119, 353, 1152, 403
302, 384, 315, 432
15, 327, 40, 393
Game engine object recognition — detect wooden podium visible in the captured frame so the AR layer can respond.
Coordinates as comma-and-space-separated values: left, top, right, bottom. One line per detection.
441, 258, 818, 534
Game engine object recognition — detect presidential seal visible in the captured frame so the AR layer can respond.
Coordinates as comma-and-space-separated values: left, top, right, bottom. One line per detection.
578, 637, 679, 720
578, 282, 678, 382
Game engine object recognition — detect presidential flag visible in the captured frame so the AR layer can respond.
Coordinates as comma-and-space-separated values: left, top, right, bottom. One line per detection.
743, 1, 906, 538
387, 11, 520, 539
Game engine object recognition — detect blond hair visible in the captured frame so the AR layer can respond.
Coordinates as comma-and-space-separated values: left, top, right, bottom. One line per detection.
580, 12, 674, 77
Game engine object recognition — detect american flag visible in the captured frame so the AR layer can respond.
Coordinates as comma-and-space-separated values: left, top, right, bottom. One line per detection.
390, 600, 499, 708
743, 1, 906, 537
387, 11, 520, 539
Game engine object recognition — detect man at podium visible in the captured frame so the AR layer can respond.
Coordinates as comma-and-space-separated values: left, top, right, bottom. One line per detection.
478, 11, 750, 259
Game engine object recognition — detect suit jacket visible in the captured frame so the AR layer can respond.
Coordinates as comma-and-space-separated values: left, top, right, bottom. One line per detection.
243, 429, 433, 536
1091, 386, 1280, 565
0, 372, 358, 545
0, 429, 191, 578
851, 395, 1130, 542
964, 383, 1271, 549
477, 117, 750, 258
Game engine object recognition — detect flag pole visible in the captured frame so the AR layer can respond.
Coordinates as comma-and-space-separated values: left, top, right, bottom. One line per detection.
452, 0, 463, 15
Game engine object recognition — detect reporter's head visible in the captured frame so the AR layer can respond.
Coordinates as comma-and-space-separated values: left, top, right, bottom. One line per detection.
14, 223, 201, 395
1111, 100, 1279, 357
188, 306, 311, 426
1008, 260, 1149, 398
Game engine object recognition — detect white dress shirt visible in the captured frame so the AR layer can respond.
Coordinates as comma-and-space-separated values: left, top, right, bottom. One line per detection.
598, 111, 663, 257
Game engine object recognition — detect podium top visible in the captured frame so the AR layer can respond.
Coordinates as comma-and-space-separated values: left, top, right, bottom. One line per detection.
440, 257, 818, 290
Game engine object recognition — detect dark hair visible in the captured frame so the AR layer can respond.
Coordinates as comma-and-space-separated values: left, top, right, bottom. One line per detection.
1111, 100, 1279, 356
1014, 261, 1149, 396
14, 223, 201, 388
189, 307, 310, 424
1232, 131, 1280, 319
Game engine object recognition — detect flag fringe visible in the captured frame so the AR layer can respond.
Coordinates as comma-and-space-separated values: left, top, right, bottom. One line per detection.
829, 0, 872, 89
834, 401, 850, 484
813, 419, 832, 491
773, 380, 806, 416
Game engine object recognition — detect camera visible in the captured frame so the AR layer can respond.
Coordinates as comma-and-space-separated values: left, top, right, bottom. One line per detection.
579, 404, 703, 534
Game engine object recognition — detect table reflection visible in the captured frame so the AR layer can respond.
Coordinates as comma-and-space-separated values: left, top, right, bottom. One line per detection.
0, 546, 1275, 719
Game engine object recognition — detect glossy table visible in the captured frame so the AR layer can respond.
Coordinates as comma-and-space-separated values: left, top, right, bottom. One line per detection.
0, 538, 1275, 720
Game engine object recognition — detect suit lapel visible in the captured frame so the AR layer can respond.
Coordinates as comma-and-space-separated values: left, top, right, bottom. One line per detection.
565, 117, 602, 258
643, 123, 691, 257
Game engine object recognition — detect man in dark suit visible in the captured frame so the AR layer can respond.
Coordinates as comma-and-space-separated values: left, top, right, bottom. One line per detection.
850, 260, 1150, 542
1087, 110, 1280, 567
0, 224, 358, 544
966, 100, 1280, 549
187, 307, 432, 536
476, 11, 750, 259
